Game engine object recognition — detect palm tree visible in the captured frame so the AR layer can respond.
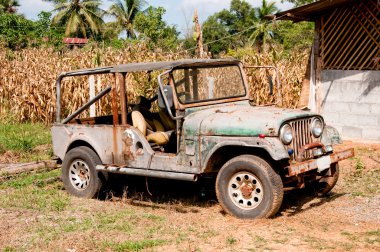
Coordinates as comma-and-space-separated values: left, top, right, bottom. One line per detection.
249, 0, 278, 51
107, 0, 147, 38
0, 0, 20, 13
51, 0, 105, 38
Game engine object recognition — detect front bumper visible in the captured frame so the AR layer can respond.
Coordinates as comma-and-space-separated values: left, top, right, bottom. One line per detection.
285, 148, 355, 177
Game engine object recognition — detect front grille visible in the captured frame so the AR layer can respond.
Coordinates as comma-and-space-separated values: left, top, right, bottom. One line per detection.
289, 118, 317, 159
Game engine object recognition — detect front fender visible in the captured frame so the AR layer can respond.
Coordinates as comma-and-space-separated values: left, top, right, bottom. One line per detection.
321, 125, 342, 146
200, 136, 289, 171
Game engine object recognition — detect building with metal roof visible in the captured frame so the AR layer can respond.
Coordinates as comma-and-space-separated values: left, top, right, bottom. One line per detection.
269, 0, 380, 141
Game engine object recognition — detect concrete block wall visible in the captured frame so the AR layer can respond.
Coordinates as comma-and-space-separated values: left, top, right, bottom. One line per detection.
321, 70, 380, 141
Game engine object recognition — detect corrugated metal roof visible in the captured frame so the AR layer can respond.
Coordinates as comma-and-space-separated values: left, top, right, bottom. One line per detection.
63, 37, 89, 44
267, 0, 355, 21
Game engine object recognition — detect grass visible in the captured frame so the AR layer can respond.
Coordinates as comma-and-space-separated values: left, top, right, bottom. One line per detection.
0, 169, 60, 189
102, 239, 166, 251
0, 122, 52, 162
226, 236, 237, 245
0, 141, 379, 251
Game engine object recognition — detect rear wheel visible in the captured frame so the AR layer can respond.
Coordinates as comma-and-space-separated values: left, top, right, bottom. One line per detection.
62, 146, 103, 198
216, 155, 283, 219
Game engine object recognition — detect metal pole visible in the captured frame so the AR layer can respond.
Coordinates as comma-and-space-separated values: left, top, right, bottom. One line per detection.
119, 73, 127, 125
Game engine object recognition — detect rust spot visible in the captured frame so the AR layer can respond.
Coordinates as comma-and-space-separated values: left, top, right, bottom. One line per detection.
215, 109, 228, 113
122, 133, 135, 161
241, 184, 254, 198
112, 127, 119, 164
296, 142, 325, 162
268, 128, 275, 134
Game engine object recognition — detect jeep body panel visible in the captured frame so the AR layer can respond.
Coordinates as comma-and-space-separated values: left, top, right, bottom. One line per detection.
183, 101, 318, 137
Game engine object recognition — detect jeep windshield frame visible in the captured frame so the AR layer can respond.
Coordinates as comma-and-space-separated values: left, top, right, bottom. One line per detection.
171, 64, 247, 105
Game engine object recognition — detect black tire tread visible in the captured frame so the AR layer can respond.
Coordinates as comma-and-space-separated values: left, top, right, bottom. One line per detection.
215, 155, 283, 219
62, 146, 102, 198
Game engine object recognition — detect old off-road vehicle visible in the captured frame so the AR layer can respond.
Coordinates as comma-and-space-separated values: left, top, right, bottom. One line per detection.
52, 59, 354, 219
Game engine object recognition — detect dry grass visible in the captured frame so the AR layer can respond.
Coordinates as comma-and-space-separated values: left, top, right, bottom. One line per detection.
0, 141, 379, 251
0, 44, 309, 123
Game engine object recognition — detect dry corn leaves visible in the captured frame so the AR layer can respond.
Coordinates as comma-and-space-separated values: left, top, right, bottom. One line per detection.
0, 44, 309, 123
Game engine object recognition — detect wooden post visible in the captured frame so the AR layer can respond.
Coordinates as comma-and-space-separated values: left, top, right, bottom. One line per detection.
89, 75, 96, 117
314, 19, 323, 114
194, 9, 204, 58
297, 51, 312, 109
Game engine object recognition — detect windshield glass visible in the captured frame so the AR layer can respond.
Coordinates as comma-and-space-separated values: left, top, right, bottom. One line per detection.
172, 65, 246, 104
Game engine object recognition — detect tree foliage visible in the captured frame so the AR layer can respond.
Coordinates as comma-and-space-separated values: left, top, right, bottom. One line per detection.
0, 0, 19, 14
281, 0, 315, 7
249, 0, 278, 51
0, 11, 64, 50
107, 0, 147, 39
51, 0, 105, 38
201, 0, 314, 55
134, 7, 179, 50
202, 0, 280, 55
0, 13, 33, 49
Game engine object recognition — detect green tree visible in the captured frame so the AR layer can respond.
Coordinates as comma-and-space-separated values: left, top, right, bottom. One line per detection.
281, 0, 315, 7
107, 0, 147, 38
51, 0, 105, 38
34, 11, 65, 47
134, 7, 179, 50
202, 14, 232, 55
249, 0, 278, 51
276, 20, 314, 51
0, 0, 20, 14
202, 0, 257, 55
0, 13, 34, 49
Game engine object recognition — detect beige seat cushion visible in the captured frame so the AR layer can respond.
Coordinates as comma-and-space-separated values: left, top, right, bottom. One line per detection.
147, 132, 170, 145
132, 111, 170, 146
131, 111, 147, 136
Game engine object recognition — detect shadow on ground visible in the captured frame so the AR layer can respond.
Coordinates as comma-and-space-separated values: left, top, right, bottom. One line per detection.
98, 174, 218, 211
278, 189, 346, 217
96, 174, 345, 216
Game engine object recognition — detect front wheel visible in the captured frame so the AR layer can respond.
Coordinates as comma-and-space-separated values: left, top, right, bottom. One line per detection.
62, 146, 103, 198
316, 163, 339, 196
215, 155, 283, 219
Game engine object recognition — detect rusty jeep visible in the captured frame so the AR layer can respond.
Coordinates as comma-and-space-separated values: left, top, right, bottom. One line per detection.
52, 59, 354, 219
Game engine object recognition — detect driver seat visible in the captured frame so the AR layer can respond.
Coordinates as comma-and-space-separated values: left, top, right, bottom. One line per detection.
132, 111, 171, 146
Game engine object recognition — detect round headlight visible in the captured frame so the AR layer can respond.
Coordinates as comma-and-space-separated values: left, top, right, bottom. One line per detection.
311, 118, 323, 137
280, 124, 293, 145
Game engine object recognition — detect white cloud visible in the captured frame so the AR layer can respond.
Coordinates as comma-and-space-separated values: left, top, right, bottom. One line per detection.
180, 0, 231, 23
18, 0, 54, 20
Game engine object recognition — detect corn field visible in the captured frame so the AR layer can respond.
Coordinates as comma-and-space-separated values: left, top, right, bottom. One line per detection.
0, 44, 309, 124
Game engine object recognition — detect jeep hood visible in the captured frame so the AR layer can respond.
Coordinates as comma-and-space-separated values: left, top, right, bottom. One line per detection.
183, 102, 318, 137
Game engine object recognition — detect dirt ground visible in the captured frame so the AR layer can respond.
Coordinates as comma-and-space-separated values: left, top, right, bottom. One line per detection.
0, 141, 379, 251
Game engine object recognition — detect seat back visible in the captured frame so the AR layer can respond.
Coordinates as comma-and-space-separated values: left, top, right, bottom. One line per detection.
132, 111, 169, 145
131, 111, 147, 136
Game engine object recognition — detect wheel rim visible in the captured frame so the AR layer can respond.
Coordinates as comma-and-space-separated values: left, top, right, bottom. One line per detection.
69, 159, 91, 190
228, 171, 264, 210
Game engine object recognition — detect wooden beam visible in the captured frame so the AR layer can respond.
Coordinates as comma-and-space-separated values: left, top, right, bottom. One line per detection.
0, 160, 59, 177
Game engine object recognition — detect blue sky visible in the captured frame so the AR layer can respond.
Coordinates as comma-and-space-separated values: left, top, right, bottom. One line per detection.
18, 0, 293, 35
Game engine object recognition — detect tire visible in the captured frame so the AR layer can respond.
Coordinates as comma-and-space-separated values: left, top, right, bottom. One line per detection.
316, 163, 339, 196
62, 146, 103, 198
215, 155, 283, 219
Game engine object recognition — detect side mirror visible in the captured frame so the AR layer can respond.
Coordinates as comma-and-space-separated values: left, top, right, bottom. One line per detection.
158, 85, 173, 109
267, 75, 274, 95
